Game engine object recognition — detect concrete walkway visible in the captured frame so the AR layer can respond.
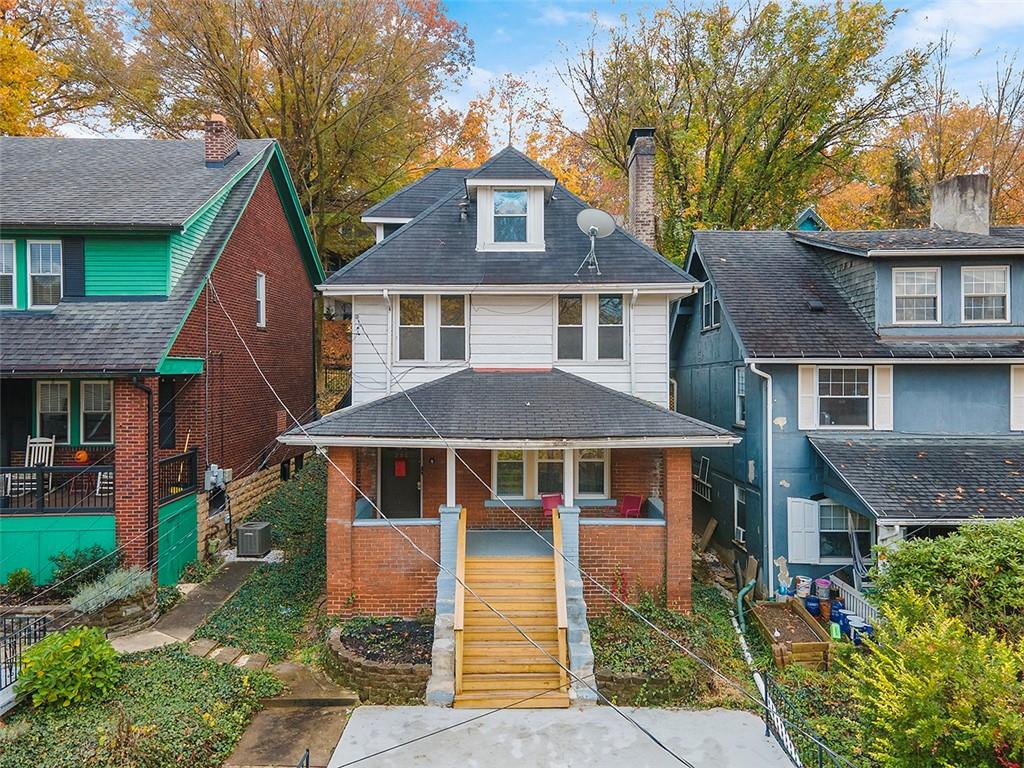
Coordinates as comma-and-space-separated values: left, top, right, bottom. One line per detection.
329, 706, 791, 767
111, 560, 258, 653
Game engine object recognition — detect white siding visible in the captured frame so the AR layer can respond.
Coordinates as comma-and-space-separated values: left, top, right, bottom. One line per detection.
350, 292, 671, 408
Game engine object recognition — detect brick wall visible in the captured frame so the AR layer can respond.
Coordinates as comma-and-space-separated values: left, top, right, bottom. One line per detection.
664, 447, 692, 612
578, 523, 666, 613
169, 170, 315, 491
351, 523, 439, 617
113, 379, 158, 570
611, 448, 664, 501
326, 446, 355, 614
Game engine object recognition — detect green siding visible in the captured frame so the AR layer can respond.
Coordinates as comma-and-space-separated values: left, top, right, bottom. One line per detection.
169, 187, 231, 288
157, 357, 204, 374
85, 236, 169, 295
14, 239, 27, 309
157, 493, 198, 586
0, 514, 116, 583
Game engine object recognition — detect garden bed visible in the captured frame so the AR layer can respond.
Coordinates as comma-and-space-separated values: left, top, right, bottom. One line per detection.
0, 644, 282, 768
750, 600, 832, 670
336, 616, 433, 665
324, 625, 431, 704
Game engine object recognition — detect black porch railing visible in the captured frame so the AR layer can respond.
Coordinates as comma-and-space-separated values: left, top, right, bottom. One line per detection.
158, 448, 198, 504
763, 672, 851, 767
1, 615, 49, 692
0, 465, 115, 514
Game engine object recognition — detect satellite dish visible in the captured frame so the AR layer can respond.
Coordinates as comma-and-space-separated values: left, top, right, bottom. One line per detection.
575, 208, 616, 276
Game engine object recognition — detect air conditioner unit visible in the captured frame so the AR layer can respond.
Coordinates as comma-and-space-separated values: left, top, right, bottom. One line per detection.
237, 521, 272, 558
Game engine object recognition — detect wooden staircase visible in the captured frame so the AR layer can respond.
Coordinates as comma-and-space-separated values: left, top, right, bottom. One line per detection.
452, 510, 570, 709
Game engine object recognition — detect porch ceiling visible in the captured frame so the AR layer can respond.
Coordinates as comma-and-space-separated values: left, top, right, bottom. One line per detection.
281, 368, 738, 449
809, 434, 1024, 523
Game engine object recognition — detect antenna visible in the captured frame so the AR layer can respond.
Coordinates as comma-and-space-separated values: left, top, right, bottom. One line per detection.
575, 208, 616, 277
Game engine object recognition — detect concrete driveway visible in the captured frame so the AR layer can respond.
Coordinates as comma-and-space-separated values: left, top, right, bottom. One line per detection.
329, 706, 792, 767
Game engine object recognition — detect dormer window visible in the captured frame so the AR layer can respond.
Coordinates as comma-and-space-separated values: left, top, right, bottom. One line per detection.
493, 190, 528, 242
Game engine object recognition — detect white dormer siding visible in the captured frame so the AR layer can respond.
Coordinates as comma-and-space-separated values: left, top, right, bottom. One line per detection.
469, 182, 551, 252
350, 291, 670, 407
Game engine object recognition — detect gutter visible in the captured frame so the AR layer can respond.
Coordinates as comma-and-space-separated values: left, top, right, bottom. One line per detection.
748, 363, 774, 596
277, 435, 742, 450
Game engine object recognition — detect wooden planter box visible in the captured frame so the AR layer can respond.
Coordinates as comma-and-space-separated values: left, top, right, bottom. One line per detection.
751, 599, 833, 671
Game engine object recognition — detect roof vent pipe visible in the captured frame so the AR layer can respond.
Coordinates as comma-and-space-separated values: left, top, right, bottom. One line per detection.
930, 174, 990, 235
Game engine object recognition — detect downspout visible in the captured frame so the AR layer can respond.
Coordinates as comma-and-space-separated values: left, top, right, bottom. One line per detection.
749, 363, 774, 597
382, 289, 392, 396
629, 288, 639, 395
132, 377, 156, 575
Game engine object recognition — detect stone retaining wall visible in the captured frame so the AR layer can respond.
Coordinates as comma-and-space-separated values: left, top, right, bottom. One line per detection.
82, 583, 159, 639
595, 667, 671, 706
324, 627, 430, 704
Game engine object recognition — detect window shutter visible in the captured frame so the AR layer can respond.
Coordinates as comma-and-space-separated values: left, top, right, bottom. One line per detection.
873, 365, 894, 431
62, 237, 85, 298
787, 497, 820, 564
1012, 366, 1024, 432
798, 366, 817, 430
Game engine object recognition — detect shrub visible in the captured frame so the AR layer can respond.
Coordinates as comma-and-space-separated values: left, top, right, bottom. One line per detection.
50, 546, 122, 599
844, 589, 1024, 767
5, 568, 34, 598
71, 568, 152, 614
179, 558, 218, 584
17, 626, 120, 709
872, 519, 1024, 639
156, 586, 183, 614
85, 704, 171, 768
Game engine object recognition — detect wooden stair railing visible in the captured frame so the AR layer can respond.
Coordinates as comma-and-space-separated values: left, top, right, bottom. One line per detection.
551, 506, 569, 692
453, 506, 467, 695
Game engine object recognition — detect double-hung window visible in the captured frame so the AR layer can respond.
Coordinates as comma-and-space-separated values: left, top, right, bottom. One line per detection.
537, 450, 564, 495
701, 282, 720, 330
28, 241, 62, 308
0, 241, 14, 308
577, 449, 608, 497
37, 381, 70, 444
962, 266, 1009, 323
819, 502, 873, 561
398, 295, 425, 361
255, 272, 267, 328
817, 367, 871, 428
493, 190, 528, 242
734, 367, 746, 426
439, 295, 466, 361
734, 486, 748, 544
557, 294, 584, 360
893, 267, 940, 323
597, 294, 624, 359
81, 381, 113, 444
495, 450, 525, 497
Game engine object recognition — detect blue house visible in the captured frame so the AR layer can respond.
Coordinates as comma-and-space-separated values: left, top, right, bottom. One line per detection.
672, 175, 1024, 594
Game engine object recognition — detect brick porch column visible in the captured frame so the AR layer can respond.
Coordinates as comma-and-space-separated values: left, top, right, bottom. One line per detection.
326, 446, 356, 615
113, 378, 158, 570
663, 447, 693, 612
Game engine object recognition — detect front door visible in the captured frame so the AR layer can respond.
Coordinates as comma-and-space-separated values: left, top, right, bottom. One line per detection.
379, 448, 421, 518
0, 379, 32, 465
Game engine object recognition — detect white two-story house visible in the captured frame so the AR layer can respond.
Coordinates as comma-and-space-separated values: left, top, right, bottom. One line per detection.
282, 133, 737, 708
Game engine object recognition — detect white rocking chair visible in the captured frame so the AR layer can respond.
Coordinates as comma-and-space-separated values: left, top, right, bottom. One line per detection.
96, 470, 114, 498
5, 437, 56, 497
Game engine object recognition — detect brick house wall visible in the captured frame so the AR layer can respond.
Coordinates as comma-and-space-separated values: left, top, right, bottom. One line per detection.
113, 378, 159, 570
578, 523, 666, 611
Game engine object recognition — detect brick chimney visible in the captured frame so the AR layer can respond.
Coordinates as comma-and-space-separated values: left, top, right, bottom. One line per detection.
204, 113, 238, 168
930, 174, 990, 235
626, 127, 656, 248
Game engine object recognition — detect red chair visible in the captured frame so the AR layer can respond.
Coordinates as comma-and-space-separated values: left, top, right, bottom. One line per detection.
541, 493, 564, 517
619, 494, 644, 518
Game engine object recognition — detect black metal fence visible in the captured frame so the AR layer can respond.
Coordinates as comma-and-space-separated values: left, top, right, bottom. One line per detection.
1, 616, 49, 692
158, 448, 198, 504
763, 672, 852, 768
0, 465, 115, 514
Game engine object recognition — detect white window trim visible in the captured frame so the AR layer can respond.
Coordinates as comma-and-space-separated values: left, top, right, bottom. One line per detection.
491, 449, 528, 499
395, 294, 469, 365
817, 498, 876, 566
961, 265, 1011, 324
489, 449, 611, 500
476, 186, 546, 252
255, 271, 267, 328
0, 239, 15, 309
814, 365, 873, 430
27, 239, 63, 310
733, 485, 747, 545
554, 293, 628, 364
892, 266, 941, 325
734, 366, 746, 427
79, 380, 114, 445
36, 380, 70, 445
575, 448, 610, 499
439, 294, 468, 362
701, 282, 720, 331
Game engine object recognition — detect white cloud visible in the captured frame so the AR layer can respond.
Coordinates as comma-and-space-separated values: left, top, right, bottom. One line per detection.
538, 5, 616, 30
891, 0, 1024, 55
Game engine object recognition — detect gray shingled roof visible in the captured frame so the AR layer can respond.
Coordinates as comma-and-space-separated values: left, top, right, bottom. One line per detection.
288, 368, 735, 443
792, 229, 1024, 255
991, 226, 1024, 241
465, 145, 556, 181
361, 168, 471, 220
809, 434, 1024, 521
0, 155, 269, 373
693, 230, 1024, 359
0, 137, 273, 230
329, 183, 695, 287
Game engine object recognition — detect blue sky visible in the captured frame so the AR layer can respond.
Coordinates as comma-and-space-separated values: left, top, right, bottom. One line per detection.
443, 0, 1024, 131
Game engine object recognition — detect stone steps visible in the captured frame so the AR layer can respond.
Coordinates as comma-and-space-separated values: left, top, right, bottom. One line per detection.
187, 637, 270, 672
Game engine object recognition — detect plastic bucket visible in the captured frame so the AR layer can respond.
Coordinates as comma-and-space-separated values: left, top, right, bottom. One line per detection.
805, 596, 821, 616
815, 577, 831, 599
795, 576, 812, 598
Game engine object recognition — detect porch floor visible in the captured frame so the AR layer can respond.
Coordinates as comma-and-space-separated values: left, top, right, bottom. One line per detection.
466, 530, 553, 557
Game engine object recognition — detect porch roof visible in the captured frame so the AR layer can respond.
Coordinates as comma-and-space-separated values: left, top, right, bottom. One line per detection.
809, 434, 1024, 524
281, 368, 738, 449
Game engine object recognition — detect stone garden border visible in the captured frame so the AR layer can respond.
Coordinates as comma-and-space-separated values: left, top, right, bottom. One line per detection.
0, 582, 158, 640
325, 627, 430, 704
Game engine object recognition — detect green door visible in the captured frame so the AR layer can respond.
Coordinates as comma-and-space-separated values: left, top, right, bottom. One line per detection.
157, 493, 198, 586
